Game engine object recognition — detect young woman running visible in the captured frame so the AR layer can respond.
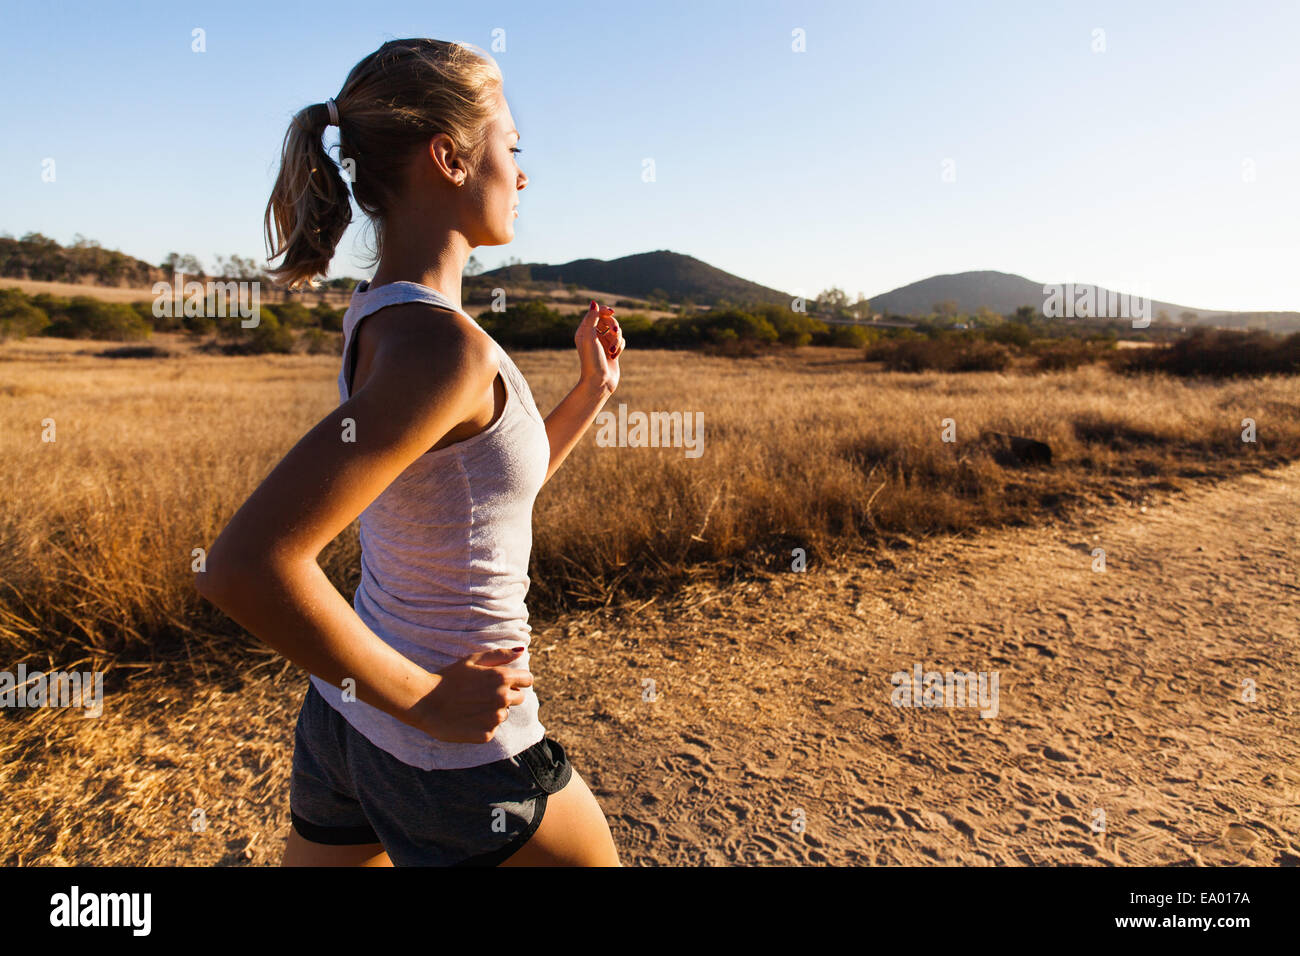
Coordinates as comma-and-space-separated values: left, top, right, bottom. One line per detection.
196, 38, 623, 866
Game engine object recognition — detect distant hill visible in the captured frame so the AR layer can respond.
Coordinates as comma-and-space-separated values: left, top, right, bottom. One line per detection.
1, 233, 164, 287
868, 270, 1300, 331
480, 250, 790, 308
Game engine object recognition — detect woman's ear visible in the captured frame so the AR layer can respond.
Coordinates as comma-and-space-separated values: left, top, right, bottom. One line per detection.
426, 132, 465, 186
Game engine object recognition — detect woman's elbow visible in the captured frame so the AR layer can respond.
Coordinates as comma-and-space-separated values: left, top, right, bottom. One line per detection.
195, 539, 308, 608
193, 542, 260, 605
194, 552, 237, 606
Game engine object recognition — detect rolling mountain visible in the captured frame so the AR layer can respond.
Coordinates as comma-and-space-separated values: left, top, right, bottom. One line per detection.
479, 250, 790, 308
867, 270, 1210, 320
482, 255, 1298, 330
867, 270, 1300, 330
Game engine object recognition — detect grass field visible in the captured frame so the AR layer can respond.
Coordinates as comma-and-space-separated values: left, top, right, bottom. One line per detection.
2, 333, 1298, 680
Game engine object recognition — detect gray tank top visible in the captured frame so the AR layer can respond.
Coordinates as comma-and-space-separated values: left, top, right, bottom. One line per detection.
309, 280, 551, 770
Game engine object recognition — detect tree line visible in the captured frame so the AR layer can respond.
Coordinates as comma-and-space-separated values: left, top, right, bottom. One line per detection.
4, 282, 1295, 377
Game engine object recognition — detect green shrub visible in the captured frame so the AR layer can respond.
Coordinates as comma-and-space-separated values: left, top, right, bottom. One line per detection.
183, 311, 216, 335
476, 299, 572, 349
41, 296, 151, 341
828, 324, 878, 348
301, 327, 339, 355
652, 308, 779, 349
981, 323, 1033, 349
1032, 341, 1098, 372
312, 302, 344, 332
612, 312, 653, 338
0, 288, 50, 340
867, 338, 940, 371
752, 304, 828, 347
216, 312, 249, 340
275, 301, 313, 328
130, 298, 182, 333
951, 340, 1011, 371
250, 311, 295, 353
867, 334, 1009, 372
212, 308, 293, 352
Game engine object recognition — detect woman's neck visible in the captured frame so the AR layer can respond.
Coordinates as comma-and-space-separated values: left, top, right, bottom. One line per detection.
368, 230, 471, 311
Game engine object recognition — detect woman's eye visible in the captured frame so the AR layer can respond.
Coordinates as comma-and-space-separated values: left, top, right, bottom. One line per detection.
510, 147, 523, 155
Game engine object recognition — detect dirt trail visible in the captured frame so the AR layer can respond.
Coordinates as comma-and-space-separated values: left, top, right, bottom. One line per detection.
554, 461, 1300, 866
4, 463, 1297, 865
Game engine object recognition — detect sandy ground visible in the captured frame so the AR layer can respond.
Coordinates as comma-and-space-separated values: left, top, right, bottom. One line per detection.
4, 461, 1297, 866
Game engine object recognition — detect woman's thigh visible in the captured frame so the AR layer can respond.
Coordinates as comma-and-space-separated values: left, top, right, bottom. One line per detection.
281, 828, 393, 867
499, 768, 621, 867
281, 772, 618, 866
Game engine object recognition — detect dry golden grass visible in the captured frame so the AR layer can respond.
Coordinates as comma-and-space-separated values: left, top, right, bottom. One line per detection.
1, 335, 1298, 676
527, 349, 1300, 604
3, 334, 1300, 867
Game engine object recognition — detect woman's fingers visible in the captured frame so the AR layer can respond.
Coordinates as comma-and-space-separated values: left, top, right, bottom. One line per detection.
586, 301, 623, 358
587, 300, 606, 332
597, 317, 618, 354
603, 316, 622, 356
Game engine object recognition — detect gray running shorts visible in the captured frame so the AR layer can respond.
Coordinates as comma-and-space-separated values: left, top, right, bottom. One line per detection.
288, 681, 573, 866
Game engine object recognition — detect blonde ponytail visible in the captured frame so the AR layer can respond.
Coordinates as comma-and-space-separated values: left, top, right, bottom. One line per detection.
263, 39, 503, 290
263, 103, 352, 290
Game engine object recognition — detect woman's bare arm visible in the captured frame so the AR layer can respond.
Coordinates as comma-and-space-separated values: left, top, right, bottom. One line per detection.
542, 378, 613, 485
195, 307, 532, 743
541, 302, 623, 486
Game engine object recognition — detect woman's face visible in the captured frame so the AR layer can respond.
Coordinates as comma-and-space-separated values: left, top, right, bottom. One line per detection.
463, 88, 527, 247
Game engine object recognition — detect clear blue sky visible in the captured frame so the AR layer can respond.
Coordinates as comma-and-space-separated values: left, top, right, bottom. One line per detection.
2, 0, 1296, 312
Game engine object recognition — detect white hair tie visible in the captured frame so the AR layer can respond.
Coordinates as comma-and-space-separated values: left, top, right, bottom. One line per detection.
325, 98, 340, 126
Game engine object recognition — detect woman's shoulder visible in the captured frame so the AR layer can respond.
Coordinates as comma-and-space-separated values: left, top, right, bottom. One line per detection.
352, 301, 500, 397
362, 301, 493, 354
